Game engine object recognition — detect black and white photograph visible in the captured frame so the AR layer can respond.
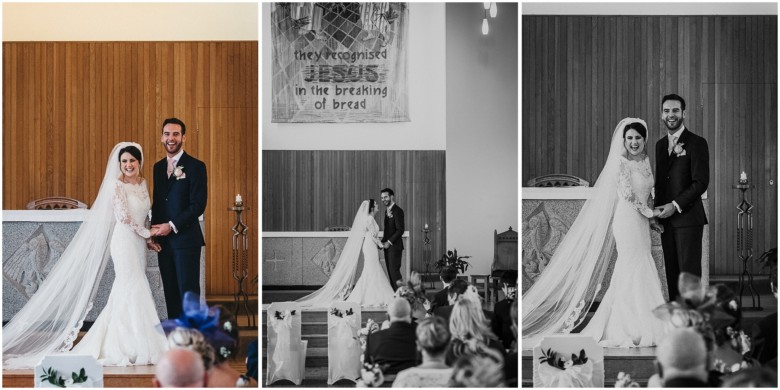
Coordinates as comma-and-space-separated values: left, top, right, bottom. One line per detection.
262, 2, 518, 387
521, 2, 777, 388
1, 3, 259, 387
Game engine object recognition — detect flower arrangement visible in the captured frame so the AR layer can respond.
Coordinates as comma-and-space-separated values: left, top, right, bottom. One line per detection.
436, 249, 471, 274
614, 372, 640, 388
355, 318, 380, 351
538, 347, 588, 370
330, 307, 354, 318
39, 367, 88, 388
355, 361, 386, 387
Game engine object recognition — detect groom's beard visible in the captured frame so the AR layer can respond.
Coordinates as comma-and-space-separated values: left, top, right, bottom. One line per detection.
164, 142, 182, 155
664, 118, 683, 131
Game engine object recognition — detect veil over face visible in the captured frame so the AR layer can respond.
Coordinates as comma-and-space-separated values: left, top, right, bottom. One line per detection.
3, 142, 143, 368
522, 118, 647, 344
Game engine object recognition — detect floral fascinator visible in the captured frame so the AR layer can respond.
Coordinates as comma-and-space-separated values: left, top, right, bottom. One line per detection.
160, 291, 236, 357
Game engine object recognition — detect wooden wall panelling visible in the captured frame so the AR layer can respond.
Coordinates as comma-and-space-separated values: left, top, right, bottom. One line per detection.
522, 16, 777, 275
262, 150, 446, 278
3, 42, 258, 295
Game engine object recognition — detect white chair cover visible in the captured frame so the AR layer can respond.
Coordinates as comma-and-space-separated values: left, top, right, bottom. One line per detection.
35, 354, 103, 388
532, 335, 604, 388
266, 302, 307, 386
327, 301, 362, 385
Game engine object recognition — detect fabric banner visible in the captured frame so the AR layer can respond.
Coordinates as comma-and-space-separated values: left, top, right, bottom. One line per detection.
271, 3, 409, 123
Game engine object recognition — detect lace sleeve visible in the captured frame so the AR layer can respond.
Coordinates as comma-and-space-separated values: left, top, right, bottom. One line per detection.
367, 219, 382, 246
617, 159, 654, 218
112, 181, 151, 238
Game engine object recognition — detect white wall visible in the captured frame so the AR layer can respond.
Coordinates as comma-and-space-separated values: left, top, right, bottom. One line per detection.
446, 3, 518, 275
3, 3, 258, 41
262, 2, 447, 150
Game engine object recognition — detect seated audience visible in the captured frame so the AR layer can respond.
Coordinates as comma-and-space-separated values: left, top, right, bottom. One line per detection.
653, 328, 709, 387
154, 347, 208, 387
202, 305, 257, 387
395, 272, 429, 322
432, 279, 467, 324
365, 297, 419, 375
448, 347, 505, 387
429, 267, 458, 314
392, 316, 453, 388
491, 270, 518, 350
445, 298, 504, 365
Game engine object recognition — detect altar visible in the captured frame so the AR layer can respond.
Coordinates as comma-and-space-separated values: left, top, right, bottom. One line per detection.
2, 210, 207, 322
522, 187, 710, 301
262, 231, 410, 287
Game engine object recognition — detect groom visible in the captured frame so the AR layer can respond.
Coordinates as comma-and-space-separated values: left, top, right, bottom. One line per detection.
380, 188, 405, 291
654, 94, 709, 302
150, 118, 208, 319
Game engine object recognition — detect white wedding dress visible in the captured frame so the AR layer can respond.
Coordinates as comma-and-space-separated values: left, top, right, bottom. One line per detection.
297, 201, 394, 308
3, 142, 167, 369
523, 118, 668, 348
71, 179, 168, 364
579, 156, 667, 347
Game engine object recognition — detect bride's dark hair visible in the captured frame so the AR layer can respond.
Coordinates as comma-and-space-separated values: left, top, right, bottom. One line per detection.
368, 199, 376, 213
117, 145, 143, 163
623, 122, 647, 139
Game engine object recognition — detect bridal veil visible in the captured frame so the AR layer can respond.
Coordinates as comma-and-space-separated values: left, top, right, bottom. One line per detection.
522, 118, 648, 342
3, 142, 143, 368
296, 200, 371, 308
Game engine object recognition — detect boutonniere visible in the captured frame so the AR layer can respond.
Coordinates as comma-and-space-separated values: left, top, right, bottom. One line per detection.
386, 209, 393, 218
173, 166, 186, 180
673, 143, 686, 157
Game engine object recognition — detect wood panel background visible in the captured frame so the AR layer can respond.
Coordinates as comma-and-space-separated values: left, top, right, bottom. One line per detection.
3, 42, 258, 296
522, 16, 778, 275
262, 150, 446, 278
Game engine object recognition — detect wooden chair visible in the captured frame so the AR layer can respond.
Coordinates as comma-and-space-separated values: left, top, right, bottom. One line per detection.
491, 227, 518, 302
26, 197, 87, 210
526, 174, 590, 187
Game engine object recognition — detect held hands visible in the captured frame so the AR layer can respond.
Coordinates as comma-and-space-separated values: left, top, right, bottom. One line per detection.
151, 223, 172, 237
654, 203, 677, 219
382, 242, 391, 249
650, 219, 664, 234
146, 238, 162, 252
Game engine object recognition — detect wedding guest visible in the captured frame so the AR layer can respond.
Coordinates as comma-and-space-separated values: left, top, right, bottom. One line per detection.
395, 272, 429, 322
429, 266, 457, 314
202, 306, 256, 387
365, 298, 419, 376
448, 347, 505, 387
392, 317, 453, 388
445, 298, 504, 365
154, 348, 208, 388
491, 270, 518, 350
167, 328, 216, 371
654, 328, 709, 387
504, 299, 518, 387
432, 279, 467, 324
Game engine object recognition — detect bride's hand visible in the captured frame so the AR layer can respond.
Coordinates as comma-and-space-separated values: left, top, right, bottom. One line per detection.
150, 226, 160, 236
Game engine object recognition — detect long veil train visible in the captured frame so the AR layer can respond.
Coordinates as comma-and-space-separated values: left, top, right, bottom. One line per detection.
295, 201, 370, 308
3, 142, 142, 369
522, 118, 647, 344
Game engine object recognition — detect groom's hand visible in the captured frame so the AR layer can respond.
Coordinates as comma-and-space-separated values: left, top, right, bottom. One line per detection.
152, 223, 172, 236
657, 203, 676, 219
146, 239, 162, 252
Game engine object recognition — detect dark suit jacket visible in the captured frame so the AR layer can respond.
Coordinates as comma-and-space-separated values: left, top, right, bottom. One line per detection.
749, 312, 778, 365
428, 288, 449, 314
381, 204, 405, 250
364, 321, 418, 375
655, 128, 709, 228
152, 151, 208, 249
491, 299, 514, 350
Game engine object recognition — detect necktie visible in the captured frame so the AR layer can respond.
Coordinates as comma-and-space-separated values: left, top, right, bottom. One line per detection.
167, 158, 176, 178
668, 136, 677, 155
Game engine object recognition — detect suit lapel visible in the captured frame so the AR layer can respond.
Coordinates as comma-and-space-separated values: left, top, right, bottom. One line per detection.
166, 152, 187, 192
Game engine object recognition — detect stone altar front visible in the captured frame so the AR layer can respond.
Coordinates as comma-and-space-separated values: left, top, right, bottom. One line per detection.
262, 231, 410, 287
2, 210, 207, 322
522, 187, 710, 302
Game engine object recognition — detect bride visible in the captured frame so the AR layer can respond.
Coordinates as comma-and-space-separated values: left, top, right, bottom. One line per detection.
297, 199, 394, 308
523, 118, 668, 348
3, 142, 168, 368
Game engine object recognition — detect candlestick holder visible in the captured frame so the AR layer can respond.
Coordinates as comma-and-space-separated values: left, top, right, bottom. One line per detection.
229, 201, 256, 326
733, 180, 762, 311
422, 225, 433, 289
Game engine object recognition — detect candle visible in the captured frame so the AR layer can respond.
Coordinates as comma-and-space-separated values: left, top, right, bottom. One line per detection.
424, 223, 429, 229
236, 194, 242, 203
740, 172, 747, 182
